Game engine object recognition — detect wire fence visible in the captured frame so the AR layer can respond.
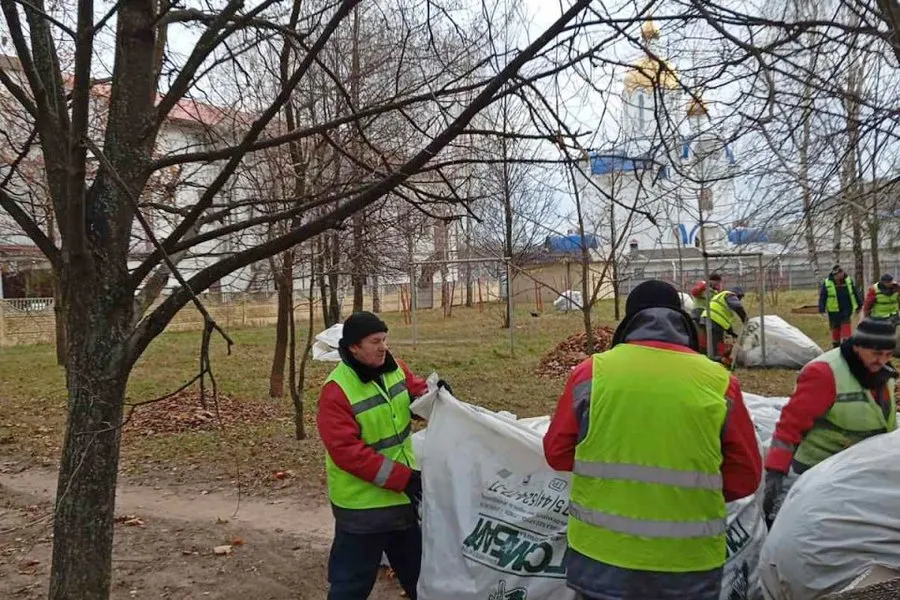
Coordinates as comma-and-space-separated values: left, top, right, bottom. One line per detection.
0, 279, 505, 347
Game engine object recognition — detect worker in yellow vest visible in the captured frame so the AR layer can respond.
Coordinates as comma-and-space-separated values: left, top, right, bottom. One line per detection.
699, 287, 748, 366
316, 311, 450, 599
689, 272, 723, 324
862, 273, 899, 325
544, 280, 761, 600
818, 265, 863, 348
763, 318, 896, 527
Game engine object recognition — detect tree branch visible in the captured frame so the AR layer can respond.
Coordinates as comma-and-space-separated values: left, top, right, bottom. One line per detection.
0, 187, 61, 269
127, 0, 595, 361
875, 0, 900, 64
153, 0, 362, 258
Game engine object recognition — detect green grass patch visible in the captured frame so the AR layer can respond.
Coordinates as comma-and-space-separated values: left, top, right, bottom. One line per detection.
0, 292, 828, 496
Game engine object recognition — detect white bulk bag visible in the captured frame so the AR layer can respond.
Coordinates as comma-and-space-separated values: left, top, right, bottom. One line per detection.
758, 430, 900, 600
411, 389, 768, 600
553, 291, 583, 312
311, 323, 343, 362
735, 316, 822, 369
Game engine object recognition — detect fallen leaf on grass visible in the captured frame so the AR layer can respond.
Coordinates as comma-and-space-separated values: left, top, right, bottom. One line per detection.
115, 515, 145, 527
213, 545, 232, 555
230, 537, 244, 546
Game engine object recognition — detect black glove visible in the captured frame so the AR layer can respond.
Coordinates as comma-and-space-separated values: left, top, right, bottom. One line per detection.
437, 379, 453, 396
763, 470, 785, 528
404, 469, 423, 508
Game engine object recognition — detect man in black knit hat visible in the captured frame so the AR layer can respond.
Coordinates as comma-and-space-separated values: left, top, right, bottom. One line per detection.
543, 280, 761, 600
316, 311, 450, 599
764, 317, 897, 527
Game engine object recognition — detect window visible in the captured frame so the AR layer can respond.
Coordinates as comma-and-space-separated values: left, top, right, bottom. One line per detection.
637, 94, 645, 128
629, 239, 639, 251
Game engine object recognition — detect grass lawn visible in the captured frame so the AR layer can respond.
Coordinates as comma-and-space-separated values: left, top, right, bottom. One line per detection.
0, 290, 828, 500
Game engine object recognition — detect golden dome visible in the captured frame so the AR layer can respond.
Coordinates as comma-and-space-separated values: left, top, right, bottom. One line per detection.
641, 18, 660, 41
623, 56, 679, 93
686, 95, 708, 117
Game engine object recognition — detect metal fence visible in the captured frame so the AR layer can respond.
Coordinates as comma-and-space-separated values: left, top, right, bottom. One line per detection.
620, 259, 900, 299
0, 277, 505, 347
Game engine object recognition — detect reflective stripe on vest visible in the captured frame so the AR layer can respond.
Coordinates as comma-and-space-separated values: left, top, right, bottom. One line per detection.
701, 290, 735, 330
568, 344, 730, 573
824, 277, 858, 313
871, 284, 899, 318
794, 348, 896, 470
324, 361, 416, 510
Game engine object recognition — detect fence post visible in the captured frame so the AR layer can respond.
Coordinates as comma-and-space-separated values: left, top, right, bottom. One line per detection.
242, 296, 247, 326
0, 301, 5, 347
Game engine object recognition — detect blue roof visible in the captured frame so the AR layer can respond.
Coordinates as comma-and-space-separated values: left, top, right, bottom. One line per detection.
728, 228, 769, 245
588, 152, 670, 180
545, 234, 600, 253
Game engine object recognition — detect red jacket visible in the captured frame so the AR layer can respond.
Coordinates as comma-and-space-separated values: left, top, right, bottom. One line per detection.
316, 359, 428, 492
691, 280, 708, 299
765, 360, 893, 473
543, 341, 762, 502
863, 283, 899, 317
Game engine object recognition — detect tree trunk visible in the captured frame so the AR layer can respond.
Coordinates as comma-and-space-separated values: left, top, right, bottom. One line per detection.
269, 254, 293, 398
351, 214, 365, 313
833, 210, 843, 265
851, 209, 865, 285
464, 217, 474, 308
349, 5, 365, 314
53, 272, 67, 367
289, 258, 314, 441
502, 158, 513, 329
610, 195, 620, 320
328, 269, 341, 325
798, 17, 821, 281
870, 218, 880, 281
323, 231, 341, 326
372, 274, 380, 313
50, 273, 132, 600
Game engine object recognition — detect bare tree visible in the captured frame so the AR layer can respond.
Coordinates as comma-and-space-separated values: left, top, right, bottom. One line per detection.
0, 0, 598, 596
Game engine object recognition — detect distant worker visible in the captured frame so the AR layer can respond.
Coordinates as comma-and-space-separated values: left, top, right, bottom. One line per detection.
700, 287, 748, 366
819, 265, 863, 348
544, 280, 761, 600
862, 273, 899, 325
763, 318, 896, 528
690, 272, 724, 323
316, 311, 450, 599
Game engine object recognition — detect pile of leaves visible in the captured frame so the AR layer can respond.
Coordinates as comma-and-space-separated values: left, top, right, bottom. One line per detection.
535, 326, 615, 379
123, 390, 281, 436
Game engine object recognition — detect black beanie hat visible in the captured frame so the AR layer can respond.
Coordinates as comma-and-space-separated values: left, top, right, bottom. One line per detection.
612, 280, 699, 350
341, 311, 388, 347
851, 318, 897, 351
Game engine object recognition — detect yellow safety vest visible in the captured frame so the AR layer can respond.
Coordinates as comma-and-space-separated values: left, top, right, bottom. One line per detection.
568, 344, 730, 573
793, 348, 896, 470
323, 361, 416, 510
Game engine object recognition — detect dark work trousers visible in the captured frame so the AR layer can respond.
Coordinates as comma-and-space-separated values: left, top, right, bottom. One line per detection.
327, 524, 422, 599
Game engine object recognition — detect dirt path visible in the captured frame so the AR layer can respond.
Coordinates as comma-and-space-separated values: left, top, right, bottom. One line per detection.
0, 469, 336, 545
0, 469, 403, 600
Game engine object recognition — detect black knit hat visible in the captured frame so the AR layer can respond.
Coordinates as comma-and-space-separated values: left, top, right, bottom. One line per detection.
341, 311, 388, 347
612, 280, 699, 350
851, 318, 897, 351
881, 273, 894, 282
